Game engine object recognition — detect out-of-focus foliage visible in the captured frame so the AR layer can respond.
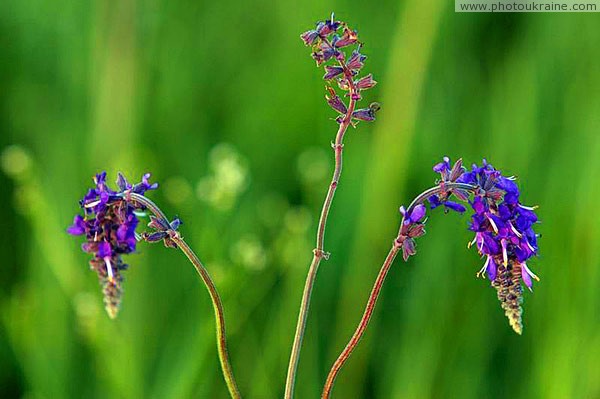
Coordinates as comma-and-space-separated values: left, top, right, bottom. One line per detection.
0, 1, 598, 398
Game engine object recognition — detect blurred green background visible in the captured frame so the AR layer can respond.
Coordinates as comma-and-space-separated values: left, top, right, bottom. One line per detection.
1, 0, 599, 398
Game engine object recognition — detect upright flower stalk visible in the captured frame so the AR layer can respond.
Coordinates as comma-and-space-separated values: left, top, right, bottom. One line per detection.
68, 172, 241, 399
285, 14, 379, 399
321, 158, 541, 399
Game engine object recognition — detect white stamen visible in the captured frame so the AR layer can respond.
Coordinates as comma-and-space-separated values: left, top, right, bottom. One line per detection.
104, 258, 114, 283
84, 199, 101, 208
477, 256, 490, 278
502, 240, 508, 267
510, 222, 522, 238
487, 215, 499, 234
467, 236, 476, 249
526, 239, 536, 253
519, 204, 539, 211
523, 263, 540, 281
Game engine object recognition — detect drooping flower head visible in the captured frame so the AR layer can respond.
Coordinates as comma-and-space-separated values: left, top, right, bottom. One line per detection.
67, 172, 158, 318
456, 160, 540, 334
396, 157, 540, 333
301, 13, 379, 125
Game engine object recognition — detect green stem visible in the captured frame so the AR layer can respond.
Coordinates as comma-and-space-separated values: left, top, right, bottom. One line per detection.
172, 236, 241, 399
284, 42, 359, 398
129, 192, 241, 399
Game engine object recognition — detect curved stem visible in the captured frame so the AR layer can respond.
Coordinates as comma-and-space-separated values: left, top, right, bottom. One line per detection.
128, 193, 241, 399
321, 244, 400, 399
321, 182, 477, 398
284, 44, 359, 399
172, 236, 241, 399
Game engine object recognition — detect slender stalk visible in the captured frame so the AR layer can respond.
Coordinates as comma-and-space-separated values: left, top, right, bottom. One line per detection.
129, 192, 241, 399
172, 236, 241, 399
321, 182, 477, 398
321, 244, 400, 399
284, 44, 359, 399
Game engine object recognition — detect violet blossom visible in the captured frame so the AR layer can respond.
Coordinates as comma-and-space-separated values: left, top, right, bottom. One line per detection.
67, 171, 158, 318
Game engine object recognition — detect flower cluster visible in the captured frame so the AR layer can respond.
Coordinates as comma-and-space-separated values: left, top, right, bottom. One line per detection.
396, 204, 427, 261
455, 159, 539, 334
301, 13, 379, 124
396, 157, 540, 333
67, 172, 158, 318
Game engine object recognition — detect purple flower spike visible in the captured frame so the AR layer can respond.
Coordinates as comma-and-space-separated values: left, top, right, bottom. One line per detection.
455, 159, 540, 333
301, 14, 378, 125
67, 171, 162, 318
396, 157, 540, 334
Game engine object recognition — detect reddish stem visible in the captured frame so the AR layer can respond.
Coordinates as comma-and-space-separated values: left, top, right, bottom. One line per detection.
320, 182, 478, 398
321, 244, 400, 399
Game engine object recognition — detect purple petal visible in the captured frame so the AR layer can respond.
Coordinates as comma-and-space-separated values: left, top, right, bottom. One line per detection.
116, 172, 131, 191
504, 192, 519, 205
449, 158, 464, 181
408, 223, 426, 238
486, 257, 497, 281
496, 177, 519, 194
346, 50, 366, 70
402, 238, 416, 261
352, 108, 376, 122
67, 215, 86, 235
97, 241, 112, 258
428, 195, 442, 209
326, 90, 348, 114
334, 28, 358, 48
300, 30, 319, 46
144, 231, 167, 243
456, 171, 477, 185
483, 234, 500, 254
410, 204, 426, 223
444, 201, 466, 213
117, 224, 129, 242
452, 189, 470, 202
81, 242, 95, 253
471, 196, 486, 214
355, 74, 377, 90
433, 159, 450, 173
170, 218, 182, 230
323, 66, 344, 80
521, 264, 533, 290
94, 171, 107, 187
